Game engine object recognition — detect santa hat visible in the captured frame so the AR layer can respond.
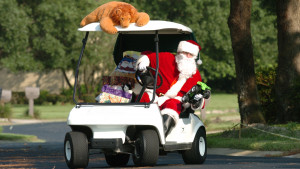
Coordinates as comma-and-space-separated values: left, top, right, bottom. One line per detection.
177, 40, 202, 65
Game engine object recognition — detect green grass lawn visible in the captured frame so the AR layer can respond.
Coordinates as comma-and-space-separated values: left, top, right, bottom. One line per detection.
196, 93, 240, 132
206, 93, 238, 111
0, 132, 44, 142
207, 123, 300, 152
11, 104, 75, 120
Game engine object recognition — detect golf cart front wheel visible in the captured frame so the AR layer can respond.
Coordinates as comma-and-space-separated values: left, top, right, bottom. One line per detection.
133, 129, 159, 166
182, 127, 207, 164
105, 153, 130, 167
64, 131, 89, 168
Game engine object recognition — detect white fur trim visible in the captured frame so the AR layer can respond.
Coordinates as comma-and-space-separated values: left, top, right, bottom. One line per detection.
196, 53, 202, 65
197, 59, 202, 65
177, 41, 199, 57
160, 108, 179, 124
136, 55, 150, 70
201, 99, 205, 109
158, 96, 169, 106
174, 96, 182, 102
146, 90, 158, 103
164, 77, 187, 98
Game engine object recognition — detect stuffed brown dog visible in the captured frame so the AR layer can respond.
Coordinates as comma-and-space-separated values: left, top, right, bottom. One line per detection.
80, 1, 150, 34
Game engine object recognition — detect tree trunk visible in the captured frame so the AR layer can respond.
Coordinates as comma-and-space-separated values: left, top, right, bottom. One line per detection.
275, 0, 300, 123
61, 69, 73, 89
228, 0, 265, 124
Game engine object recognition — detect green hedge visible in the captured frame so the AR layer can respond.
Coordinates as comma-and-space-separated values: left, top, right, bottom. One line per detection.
11, 89, 74, 105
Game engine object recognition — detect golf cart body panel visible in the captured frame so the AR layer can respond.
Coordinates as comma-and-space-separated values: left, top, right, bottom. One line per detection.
165, 114, 204, 144
67, 104, 166, 144
67, 104, 204, 146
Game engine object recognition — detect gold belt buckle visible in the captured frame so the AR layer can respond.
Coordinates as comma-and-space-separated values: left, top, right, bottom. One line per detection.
159, 93, 164, 96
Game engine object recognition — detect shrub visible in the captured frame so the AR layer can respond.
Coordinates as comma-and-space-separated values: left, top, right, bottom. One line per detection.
0, 104, 12, 119
35, 90, 60, 105
256, 67, 277, 123
11, 92, 27, 104
25, 108, 41, 119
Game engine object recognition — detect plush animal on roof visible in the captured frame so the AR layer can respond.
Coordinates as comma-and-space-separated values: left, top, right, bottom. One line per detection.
80, 1, 150, 34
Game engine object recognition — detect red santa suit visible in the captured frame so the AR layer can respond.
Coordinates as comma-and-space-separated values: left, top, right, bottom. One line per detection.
137, 48, 204, 122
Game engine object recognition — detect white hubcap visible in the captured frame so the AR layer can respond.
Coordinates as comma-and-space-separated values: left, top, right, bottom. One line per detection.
65, 140, 72, 161
199, 136, 205, 156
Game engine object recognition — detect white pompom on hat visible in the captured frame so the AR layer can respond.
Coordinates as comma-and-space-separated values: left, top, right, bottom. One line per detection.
177, 40, 202, 65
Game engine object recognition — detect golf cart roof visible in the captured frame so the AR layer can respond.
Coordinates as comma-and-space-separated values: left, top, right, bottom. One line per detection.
78, 20, 192, 34
77, 20, 197, 65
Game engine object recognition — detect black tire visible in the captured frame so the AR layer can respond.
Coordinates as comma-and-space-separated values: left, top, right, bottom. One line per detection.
133, 129, 159, 166
182, 127, 207, 164
64, 132, 89, 168
105, 153, 130, 167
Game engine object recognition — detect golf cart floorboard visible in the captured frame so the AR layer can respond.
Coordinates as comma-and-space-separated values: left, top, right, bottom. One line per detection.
163, 142, 192, 151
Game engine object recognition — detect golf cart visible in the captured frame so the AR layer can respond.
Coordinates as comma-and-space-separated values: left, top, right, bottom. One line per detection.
64, 20, 207, 168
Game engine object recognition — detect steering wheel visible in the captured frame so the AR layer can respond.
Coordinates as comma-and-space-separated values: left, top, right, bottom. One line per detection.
135, 66, 163, 89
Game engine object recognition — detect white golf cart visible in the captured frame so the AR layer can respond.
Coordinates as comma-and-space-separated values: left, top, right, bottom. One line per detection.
64, 20, 207, 168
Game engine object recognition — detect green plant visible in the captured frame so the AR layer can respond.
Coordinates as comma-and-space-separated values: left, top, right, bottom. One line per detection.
256, 67, 277, 123
25, 108, 41, 119
0, 103, 12, 119
35, 90, 60, 105
11, 92, 27, 104
207, 124, 300, 151
0, 133, 44, 142
286, 122, 298, 131
285, 122, 299, 136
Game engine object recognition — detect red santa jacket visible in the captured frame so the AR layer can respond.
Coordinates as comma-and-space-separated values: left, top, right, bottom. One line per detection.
141, 51, 202, 98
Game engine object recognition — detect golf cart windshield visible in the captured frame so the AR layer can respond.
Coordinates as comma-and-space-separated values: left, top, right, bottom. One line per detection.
74, 20, 198, 106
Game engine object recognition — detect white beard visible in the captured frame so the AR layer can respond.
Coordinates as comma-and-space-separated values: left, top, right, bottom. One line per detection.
175, 53, 197, 79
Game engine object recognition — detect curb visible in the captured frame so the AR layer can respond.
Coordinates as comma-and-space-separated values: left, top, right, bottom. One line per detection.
0, 118, 66, 126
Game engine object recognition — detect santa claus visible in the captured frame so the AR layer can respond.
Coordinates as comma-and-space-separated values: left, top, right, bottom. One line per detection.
136, 40, 205, 135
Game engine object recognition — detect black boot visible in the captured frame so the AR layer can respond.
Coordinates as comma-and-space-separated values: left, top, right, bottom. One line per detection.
162, 114, 175, 136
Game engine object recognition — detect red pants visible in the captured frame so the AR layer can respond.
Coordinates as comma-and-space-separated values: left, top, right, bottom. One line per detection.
140, 92, 182, 115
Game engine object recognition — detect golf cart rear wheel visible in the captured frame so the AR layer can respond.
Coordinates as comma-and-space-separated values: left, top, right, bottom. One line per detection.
182, 127, 207, 164
133, 129, 159, 166
105, 153, 130, 167
64, 131, 89, 168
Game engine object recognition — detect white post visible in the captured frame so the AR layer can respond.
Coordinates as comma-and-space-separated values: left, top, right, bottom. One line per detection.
1, 90, 12, 103
25, 87, 40, 117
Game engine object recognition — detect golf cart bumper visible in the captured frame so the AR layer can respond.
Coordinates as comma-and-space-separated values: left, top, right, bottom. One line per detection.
67, 104, 166, 144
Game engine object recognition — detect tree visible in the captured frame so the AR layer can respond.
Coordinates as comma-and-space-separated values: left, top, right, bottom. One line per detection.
251, 0, 277, 70
30, 0, 117, 94
0, 0, 117, 96
275, 0, 300, 122
0, 0, 39, 71
228, 0, 265, 124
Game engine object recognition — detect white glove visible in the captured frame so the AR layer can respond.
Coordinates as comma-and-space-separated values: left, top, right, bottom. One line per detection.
138, 62, 148, 71
137, 55, 150, 71
157, 96, 169, 106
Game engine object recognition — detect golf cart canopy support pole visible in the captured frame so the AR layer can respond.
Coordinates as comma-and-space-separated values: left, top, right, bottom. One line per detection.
73, 32, 89, 105
151, 31, 159, 104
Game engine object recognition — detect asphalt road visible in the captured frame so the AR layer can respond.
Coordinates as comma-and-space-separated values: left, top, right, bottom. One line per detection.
1, 122, 299, 169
